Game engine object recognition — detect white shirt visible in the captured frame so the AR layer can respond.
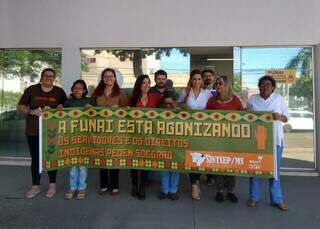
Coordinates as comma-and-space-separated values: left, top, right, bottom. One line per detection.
247, 93, 290, 145
177, 88, 212, 110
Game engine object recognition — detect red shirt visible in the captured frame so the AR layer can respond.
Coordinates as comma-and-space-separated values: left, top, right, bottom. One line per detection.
206, 95, 243, 110
129, 92, 161, 108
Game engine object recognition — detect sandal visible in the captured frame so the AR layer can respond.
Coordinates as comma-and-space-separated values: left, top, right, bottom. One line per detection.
65, 190, 75, 200
247, 200, 257, 207
26, 186, 40, 199
77, 190, 86, 200
46, 183, 56, 198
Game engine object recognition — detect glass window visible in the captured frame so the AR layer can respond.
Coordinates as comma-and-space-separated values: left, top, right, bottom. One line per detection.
0, 49, 62, 157
235, 47, 314, 169
81, 48, 190, 94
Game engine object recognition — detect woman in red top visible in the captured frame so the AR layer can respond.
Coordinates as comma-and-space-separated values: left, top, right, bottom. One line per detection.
129, 74, 161, 200
206, 75, 243, 204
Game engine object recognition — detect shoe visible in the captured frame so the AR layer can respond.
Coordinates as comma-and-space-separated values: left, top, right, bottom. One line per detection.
206, 178, 214, 186
110, 189, 120, 196
131, 185, 138, 197
26, 186, 40, 199
246, 200, 257, 207
215, 192, 224, 202
138, 193, 146, 200
191, 184, 200, 200
226, 192, 238, 203
99, 188, 108, 195
46, 183, 56, 198
158, 191, 168, 200
65, 190, 75, 200
169, 192, 179, 201
139, 186, 146, 200
274, 203, 288, 211
77, 190, 86, 200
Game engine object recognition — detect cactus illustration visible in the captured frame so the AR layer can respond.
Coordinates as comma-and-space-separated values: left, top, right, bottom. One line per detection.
255, 125, 267, 150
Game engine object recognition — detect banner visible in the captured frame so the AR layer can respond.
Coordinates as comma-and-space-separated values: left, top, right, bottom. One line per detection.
40, 108, 276, 178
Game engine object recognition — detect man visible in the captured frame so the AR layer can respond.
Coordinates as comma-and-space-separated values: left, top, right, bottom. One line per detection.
150, 69, 168, 97
202, 69, 216, 186
202, 69, 215, 90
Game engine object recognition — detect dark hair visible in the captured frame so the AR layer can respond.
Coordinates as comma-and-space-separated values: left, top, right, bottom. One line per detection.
202, 69, 214, 77
154, 69, 167, 80
258, 75, 276, 89
91, 68, 120, 99
129, 74, 150, 107
70, 79, 88, 99
40, 68, 55, 83
162, 90, 175, 101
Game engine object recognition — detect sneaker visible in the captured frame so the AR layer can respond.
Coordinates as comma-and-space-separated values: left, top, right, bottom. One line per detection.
77, 190, 86, 200
65, 190, 75, 200
46, 183, 56, 198
206, 178, 214, 186
215, 192, 224, 202
158, 191, 168, 200
226, 192, 238, 203
169, 192, 179, 201
111, 189, 120, 196
99, 188, 108, 195
26, 186, 40, 199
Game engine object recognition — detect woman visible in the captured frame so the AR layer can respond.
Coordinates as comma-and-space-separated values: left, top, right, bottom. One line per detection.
246, 75, 289, 211
62, 79, 96, 200
17, 68, 67, 199
177, 70, 212, 200
206, 75, 243, 203
92, 68, 128, 196
158, 91, 180, 201
129, 74, 162, 200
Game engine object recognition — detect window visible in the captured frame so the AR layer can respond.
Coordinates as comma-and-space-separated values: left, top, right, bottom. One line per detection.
0, 49, 62, 157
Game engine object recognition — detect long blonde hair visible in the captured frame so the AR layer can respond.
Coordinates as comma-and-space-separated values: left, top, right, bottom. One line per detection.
183, 70, 202, 104
216, 75, 234, 101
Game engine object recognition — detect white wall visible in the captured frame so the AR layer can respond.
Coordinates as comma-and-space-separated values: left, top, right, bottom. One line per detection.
2, 0, 320, 48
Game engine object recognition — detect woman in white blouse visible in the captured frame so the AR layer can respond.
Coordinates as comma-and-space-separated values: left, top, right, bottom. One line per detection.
246, 75, 289, 211
177, 70, 212, 200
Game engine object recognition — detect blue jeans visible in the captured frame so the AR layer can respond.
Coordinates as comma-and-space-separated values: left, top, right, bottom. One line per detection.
70, 166, 87, 191
249, 144, 284, 204
160, 171, 179, 193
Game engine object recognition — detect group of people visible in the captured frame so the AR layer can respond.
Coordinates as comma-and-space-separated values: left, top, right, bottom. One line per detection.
17, 67, 289, 211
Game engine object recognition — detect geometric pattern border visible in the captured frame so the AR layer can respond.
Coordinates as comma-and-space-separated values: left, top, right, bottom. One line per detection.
42, 109, 274, 123
43, 158, 273, 176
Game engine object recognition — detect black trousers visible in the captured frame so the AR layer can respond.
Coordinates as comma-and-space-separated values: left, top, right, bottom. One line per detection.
215, 175, 235, 192
130, 169, 148, 192
100, 169, 119, 190
27, 136, 57, 185
189, 173, 201, 184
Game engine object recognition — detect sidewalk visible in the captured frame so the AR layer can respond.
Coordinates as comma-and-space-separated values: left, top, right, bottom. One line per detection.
0, 165, 319, 229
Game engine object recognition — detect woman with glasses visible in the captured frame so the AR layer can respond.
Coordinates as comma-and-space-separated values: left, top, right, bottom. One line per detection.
177, 70, 213, 200
92, 68, 128, 196
17, 68, 67, 199
246, 75, 289, 211
206, 75, 243, 203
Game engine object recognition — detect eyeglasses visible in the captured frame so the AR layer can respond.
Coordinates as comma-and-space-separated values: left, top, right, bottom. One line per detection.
215, 81, 224, 86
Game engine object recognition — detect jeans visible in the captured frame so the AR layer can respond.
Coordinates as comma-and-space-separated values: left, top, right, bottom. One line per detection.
249, 144, 284, 204
160, 171, 179, 193
70, 166, 87, 191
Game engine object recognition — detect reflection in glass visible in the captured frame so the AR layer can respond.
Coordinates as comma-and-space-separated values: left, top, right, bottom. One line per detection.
81, 48, 190, 93
236, 47, 314, 169
0, 49, 62, 157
